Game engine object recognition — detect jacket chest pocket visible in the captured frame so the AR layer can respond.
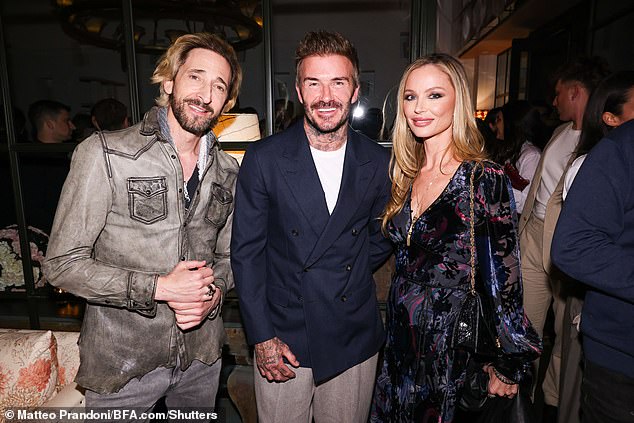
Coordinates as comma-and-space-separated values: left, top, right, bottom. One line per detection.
205, 183, 233, 227
127, 177, 168, 224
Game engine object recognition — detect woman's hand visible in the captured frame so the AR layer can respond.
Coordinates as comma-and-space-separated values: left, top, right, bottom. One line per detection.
483, 364, 518, 398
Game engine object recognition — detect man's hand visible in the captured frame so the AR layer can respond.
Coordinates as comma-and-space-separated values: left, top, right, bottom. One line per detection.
168, 286, 222, 330
255, 337, 299, 382
155, 260, 214, 303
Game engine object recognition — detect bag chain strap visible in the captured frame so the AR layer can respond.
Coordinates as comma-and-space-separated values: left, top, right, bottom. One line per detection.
469, 164, 502, 350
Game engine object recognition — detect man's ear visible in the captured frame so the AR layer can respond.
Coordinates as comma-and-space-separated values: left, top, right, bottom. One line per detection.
44, 118, 55, 131
570, 83, 580, 101
602, 111, 623, 127
351, 84, 360, 104
295, 83, 304, 105
163, 80, 174, 95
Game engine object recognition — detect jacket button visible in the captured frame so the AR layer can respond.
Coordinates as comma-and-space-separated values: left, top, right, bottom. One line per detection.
183, 222, 187, 227
171, 154, 176, 159
345, 265, 352, 271
180, 256, 186, 261
352, 229, 358, 235
291, 229, 299, 236
178, 188, 183, 193
303, 268, 309, 272
341, 295, 347, 302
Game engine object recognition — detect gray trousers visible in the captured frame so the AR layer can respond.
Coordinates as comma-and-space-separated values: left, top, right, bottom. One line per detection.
85, 358, 222, 423
254, 352, 379, 423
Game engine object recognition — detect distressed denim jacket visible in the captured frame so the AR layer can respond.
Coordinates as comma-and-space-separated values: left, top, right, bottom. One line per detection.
43, 107, 238, 394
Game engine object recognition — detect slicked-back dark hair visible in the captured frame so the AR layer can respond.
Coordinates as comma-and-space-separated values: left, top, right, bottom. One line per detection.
552, 56, 611, 94
295, 30, 359, 87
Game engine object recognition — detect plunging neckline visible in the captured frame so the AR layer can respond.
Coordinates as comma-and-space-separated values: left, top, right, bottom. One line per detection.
405, 161, 466, 247
409, 161, 466, 219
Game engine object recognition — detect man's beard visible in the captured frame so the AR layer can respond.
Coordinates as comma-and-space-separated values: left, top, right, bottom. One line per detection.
303, 99, 351, 134
169, 95, 219, 135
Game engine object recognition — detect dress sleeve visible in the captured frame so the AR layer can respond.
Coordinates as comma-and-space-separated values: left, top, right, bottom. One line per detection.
474, 163, 543, 382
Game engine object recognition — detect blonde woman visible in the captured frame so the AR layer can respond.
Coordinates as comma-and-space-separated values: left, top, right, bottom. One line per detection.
371, 54, 541, 422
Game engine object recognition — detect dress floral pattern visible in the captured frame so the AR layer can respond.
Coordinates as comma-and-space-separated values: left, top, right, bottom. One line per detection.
372, 160, 541, 423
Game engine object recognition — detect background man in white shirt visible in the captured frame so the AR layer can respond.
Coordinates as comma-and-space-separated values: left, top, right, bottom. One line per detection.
517, 56, 610, 418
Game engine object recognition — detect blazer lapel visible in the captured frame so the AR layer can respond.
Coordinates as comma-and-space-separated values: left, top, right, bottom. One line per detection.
305, 128, 375, 267
518, 122, 571, 234
277, 122, 330, 237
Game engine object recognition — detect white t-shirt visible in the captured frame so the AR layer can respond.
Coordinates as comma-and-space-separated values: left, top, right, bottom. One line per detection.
310, 143, 347, 214
514, 141, 541, 214
562, 155, 586, 201
533, 122, 580, 220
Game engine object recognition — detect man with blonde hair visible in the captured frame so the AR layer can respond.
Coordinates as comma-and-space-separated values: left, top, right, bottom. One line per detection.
44, 32, 241, 416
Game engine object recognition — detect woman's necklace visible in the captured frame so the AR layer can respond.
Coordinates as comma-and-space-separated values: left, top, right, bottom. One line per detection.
406, 159, 459, 247
406, 170, 444, 247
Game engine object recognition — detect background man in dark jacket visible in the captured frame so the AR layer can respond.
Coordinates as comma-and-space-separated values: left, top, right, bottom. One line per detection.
552, 119, 634, 423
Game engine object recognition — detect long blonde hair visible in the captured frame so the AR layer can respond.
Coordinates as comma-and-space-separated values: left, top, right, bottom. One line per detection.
381, 53, 486, 230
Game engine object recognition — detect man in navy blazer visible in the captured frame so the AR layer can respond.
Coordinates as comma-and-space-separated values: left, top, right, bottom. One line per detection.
231, 31, 392, 422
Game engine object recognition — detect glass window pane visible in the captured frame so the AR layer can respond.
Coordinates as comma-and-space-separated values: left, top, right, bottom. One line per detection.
3, 0, 130, 142
0, 152, 23, 293
10, 152, 68, 295
0, 298, 83, 330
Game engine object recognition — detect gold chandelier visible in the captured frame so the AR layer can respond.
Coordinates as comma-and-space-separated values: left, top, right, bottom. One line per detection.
55, 0, 263, 54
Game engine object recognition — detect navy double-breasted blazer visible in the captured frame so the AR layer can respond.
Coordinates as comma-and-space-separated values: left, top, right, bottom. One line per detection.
231, 121, 393, 382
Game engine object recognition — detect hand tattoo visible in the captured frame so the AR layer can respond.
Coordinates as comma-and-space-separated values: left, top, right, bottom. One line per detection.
255, 337, 286, 368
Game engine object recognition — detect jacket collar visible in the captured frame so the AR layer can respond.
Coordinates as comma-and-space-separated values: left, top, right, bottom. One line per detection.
277, 120, 376, 266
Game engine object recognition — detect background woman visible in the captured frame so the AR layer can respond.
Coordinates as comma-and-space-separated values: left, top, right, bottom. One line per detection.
488, 100, 546, 215
371, 53, 541, 422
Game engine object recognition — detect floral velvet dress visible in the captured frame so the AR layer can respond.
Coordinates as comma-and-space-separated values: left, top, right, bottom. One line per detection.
371, 161, 542, 423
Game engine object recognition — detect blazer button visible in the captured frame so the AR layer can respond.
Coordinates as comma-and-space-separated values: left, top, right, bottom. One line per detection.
345, 265, 352, 271
180, 256, 186, 261
303, 268, 309, 272
291, 229, 299, 236
352, 228, 358, 236
341, 295, 347, 302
